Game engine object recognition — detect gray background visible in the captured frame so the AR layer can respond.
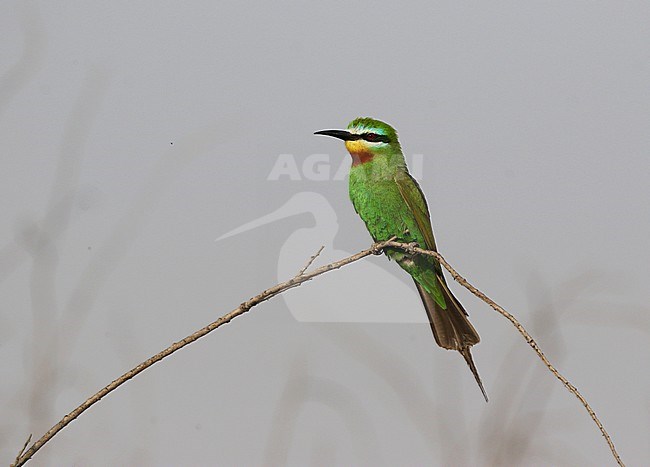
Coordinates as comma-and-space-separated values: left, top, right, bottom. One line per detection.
2, 1, 649, 465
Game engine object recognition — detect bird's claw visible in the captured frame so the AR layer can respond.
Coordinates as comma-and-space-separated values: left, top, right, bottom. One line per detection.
371, 244, 385, 255
405, 242, 419, 255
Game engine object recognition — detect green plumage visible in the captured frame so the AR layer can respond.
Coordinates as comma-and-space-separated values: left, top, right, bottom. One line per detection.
316, 117, 487, 401
349, 157, 447, 307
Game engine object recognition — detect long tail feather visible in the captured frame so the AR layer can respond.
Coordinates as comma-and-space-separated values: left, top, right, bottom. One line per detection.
459, 346, 488, 402
414, 280, 488, 401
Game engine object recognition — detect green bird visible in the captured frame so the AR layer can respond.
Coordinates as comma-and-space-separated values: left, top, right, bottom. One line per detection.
315, 117, 487, 401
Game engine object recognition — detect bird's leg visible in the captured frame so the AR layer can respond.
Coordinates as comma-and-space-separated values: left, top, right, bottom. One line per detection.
401, 229, 419, 255
405, 242, 419, 255
371, 235, 398, 256
371, 243, 386, 255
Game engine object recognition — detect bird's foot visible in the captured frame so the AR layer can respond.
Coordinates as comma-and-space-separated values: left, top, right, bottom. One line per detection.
371, 243, 385, 256
405, 241, 419, 255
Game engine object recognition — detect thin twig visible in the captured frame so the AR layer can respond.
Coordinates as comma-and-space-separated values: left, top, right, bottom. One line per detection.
13, 434, 32, 466
11, 240, 392, 466
382, 241, 625, 467
297, 245, 324, 276
12, 241, 624, 467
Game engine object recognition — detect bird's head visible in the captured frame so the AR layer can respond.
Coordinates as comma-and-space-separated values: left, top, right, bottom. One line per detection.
315, 117, 402, 166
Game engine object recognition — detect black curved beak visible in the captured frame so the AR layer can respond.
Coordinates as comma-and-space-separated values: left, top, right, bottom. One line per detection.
314, 129, 360, 141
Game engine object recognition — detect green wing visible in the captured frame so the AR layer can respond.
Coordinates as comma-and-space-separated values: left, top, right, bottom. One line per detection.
393, 173, 448, 305
394, 174, 444, 278
394, 173, 472, 319
393, 173, 437, 252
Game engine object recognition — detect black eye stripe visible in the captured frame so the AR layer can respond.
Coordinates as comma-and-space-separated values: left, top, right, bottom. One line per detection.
361, 132, 390, 143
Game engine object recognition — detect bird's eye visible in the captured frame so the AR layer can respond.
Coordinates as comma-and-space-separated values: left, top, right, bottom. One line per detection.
365, 133, 379, 142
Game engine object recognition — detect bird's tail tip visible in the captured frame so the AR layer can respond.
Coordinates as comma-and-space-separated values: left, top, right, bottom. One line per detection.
459, 346, 488, 402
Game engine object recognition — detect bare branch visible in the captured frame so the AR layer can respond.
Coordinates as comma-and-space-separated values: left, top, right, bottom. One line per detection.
11, 239, 391, 466
13, 435, 32, 466
296, 245, 324, 276
382, 241, 625, 467
12, 240, 624, 467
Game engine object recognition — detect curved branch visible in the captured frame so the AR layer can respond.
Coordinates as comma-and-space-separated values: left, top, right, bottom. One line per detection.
11, 240, 390, 466
382, 241, 624, 467
12, 241, 624, 466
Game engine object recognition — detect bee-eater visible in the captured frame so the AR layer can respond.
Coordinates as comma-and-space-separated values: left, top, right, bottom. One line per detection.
315, 117, 487, 401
